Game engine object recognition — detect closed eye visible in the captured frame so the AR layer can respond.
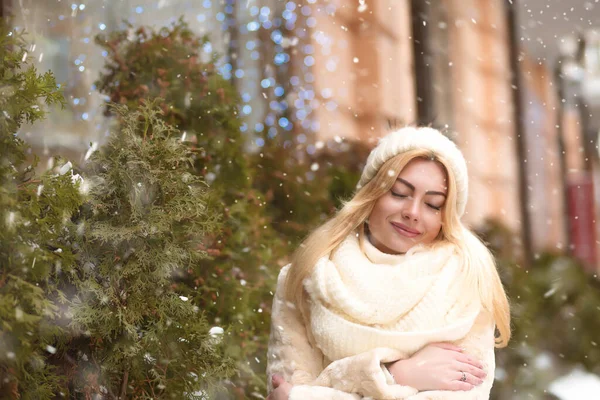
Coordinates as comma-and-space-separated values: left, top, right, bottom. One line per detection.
393, 191, 442, 210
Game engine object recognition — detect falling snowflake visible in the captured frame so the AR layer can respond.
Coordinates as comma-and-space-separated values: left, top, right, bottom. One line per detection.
58, 161, 73, 176
209, 326, 224, 336
358, 0, 367, 13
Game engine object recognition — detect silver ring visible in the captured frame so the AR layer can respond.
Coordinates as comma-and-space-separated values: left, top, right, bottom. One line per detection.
460, 371, 467, 382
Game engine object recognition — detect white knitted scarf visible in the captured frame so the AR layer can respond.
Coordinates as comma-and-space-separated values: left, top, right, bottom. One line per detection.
303, 233, 481, 362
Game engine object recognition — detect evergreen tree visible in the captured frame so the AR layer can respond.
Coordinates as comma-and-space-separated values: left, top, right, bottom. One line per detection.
1, 20, 236, 397
70, 100, 235, 398
94, 18, 246, 189
0, 22, 82, 398
94, 20, 288, 397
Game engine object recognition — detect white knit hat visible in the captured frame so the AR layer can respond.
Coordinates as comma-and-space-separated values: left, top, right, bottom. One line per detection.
357, 127, 469, 217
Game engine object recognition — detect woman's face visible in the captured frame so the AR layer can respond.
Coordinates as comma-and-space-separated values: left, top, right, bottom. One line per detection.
367, 158, 448, 254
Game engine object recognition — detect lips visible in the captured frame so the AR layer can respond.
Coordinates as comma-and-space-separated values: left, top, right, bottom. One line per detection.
391, 222, 421, 238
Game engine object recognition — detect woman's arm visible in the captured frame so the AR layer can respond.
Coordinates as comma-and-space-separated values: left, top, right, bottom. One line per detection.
266, 264, 360, 399
404, 312, 496, 400
267, 265, 418, 400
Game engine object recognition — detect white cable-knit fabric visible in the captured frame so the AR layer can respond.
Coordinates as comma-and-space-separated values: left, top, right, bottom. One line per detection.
304, 234, 480, 362
266, 233, 498, 400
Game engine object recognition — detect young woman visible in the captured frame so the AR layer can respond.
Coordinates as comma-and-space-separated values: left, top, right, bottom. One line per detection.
266, 127, 511, 400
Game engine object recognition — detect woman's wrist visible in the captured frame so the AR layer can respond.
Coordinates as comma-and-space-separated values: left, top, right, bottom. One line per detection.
387, 359, 411, 386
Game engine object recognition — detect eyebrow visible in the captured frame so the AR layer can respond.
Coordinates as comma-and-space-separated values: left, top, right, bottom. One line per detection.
396, 178, 447, 197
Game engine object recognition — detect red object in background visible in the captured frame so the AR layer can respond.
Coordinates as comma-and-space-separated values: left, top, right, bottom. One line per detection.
566, 172, 598, 270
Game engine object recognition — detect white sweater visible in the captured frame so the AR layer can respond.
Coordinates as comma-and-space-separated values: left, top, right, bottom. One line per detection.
266, 233, 497, 399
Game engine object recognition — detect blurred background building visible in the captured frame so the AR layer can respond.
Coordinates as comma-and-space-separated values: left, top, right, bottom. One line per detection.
2, 0, 600, 272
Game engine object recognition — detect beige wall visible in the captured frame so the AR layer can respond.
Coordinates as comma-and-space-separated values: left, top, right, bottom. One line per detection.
563, 109, 586, 172
444, 0, 521, 233
309, 0, 416, 143
520, 59, 568, 251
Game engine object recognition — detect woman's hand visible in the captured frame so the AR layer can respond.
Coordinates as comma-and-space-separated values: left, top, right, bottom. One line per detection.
387, 343, 487, 391
267, 374, 293, 400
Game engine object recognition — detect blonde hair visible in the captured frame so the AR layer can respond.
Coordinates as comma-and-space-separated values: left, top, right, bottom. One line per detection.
284, 149, 511, 348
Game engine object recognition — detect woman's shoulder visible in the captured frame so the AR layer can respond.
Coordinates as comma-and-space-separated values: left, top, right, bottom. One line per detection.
277, 263, 292, 283
272, 264, 314, 327
274, 263, 297, 301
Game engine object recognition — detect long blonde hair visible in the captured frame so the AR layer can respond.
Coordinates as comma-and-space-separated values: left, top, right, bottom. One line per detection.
284, 149, 511, 348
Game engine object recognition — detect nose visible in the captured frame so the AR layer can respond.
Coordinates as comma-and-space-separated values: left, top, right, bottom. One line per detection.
402, 199, 420, 221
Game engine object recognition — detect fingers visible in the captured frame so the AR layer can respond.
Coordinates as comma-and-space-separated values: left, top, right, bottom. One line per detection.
454, 370, 484, 387
455, 353, 484, 370
455, 361, 487, 380
434, 342, 484, 370
431, 342, 464, 352
447, 380, 474, 391
271, 374, 284, 389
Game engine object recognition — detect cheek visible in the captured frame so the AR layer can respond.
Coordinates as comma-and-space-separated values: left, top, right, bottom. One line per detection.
426, 211, 443, 234
369, 197, 394, 222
